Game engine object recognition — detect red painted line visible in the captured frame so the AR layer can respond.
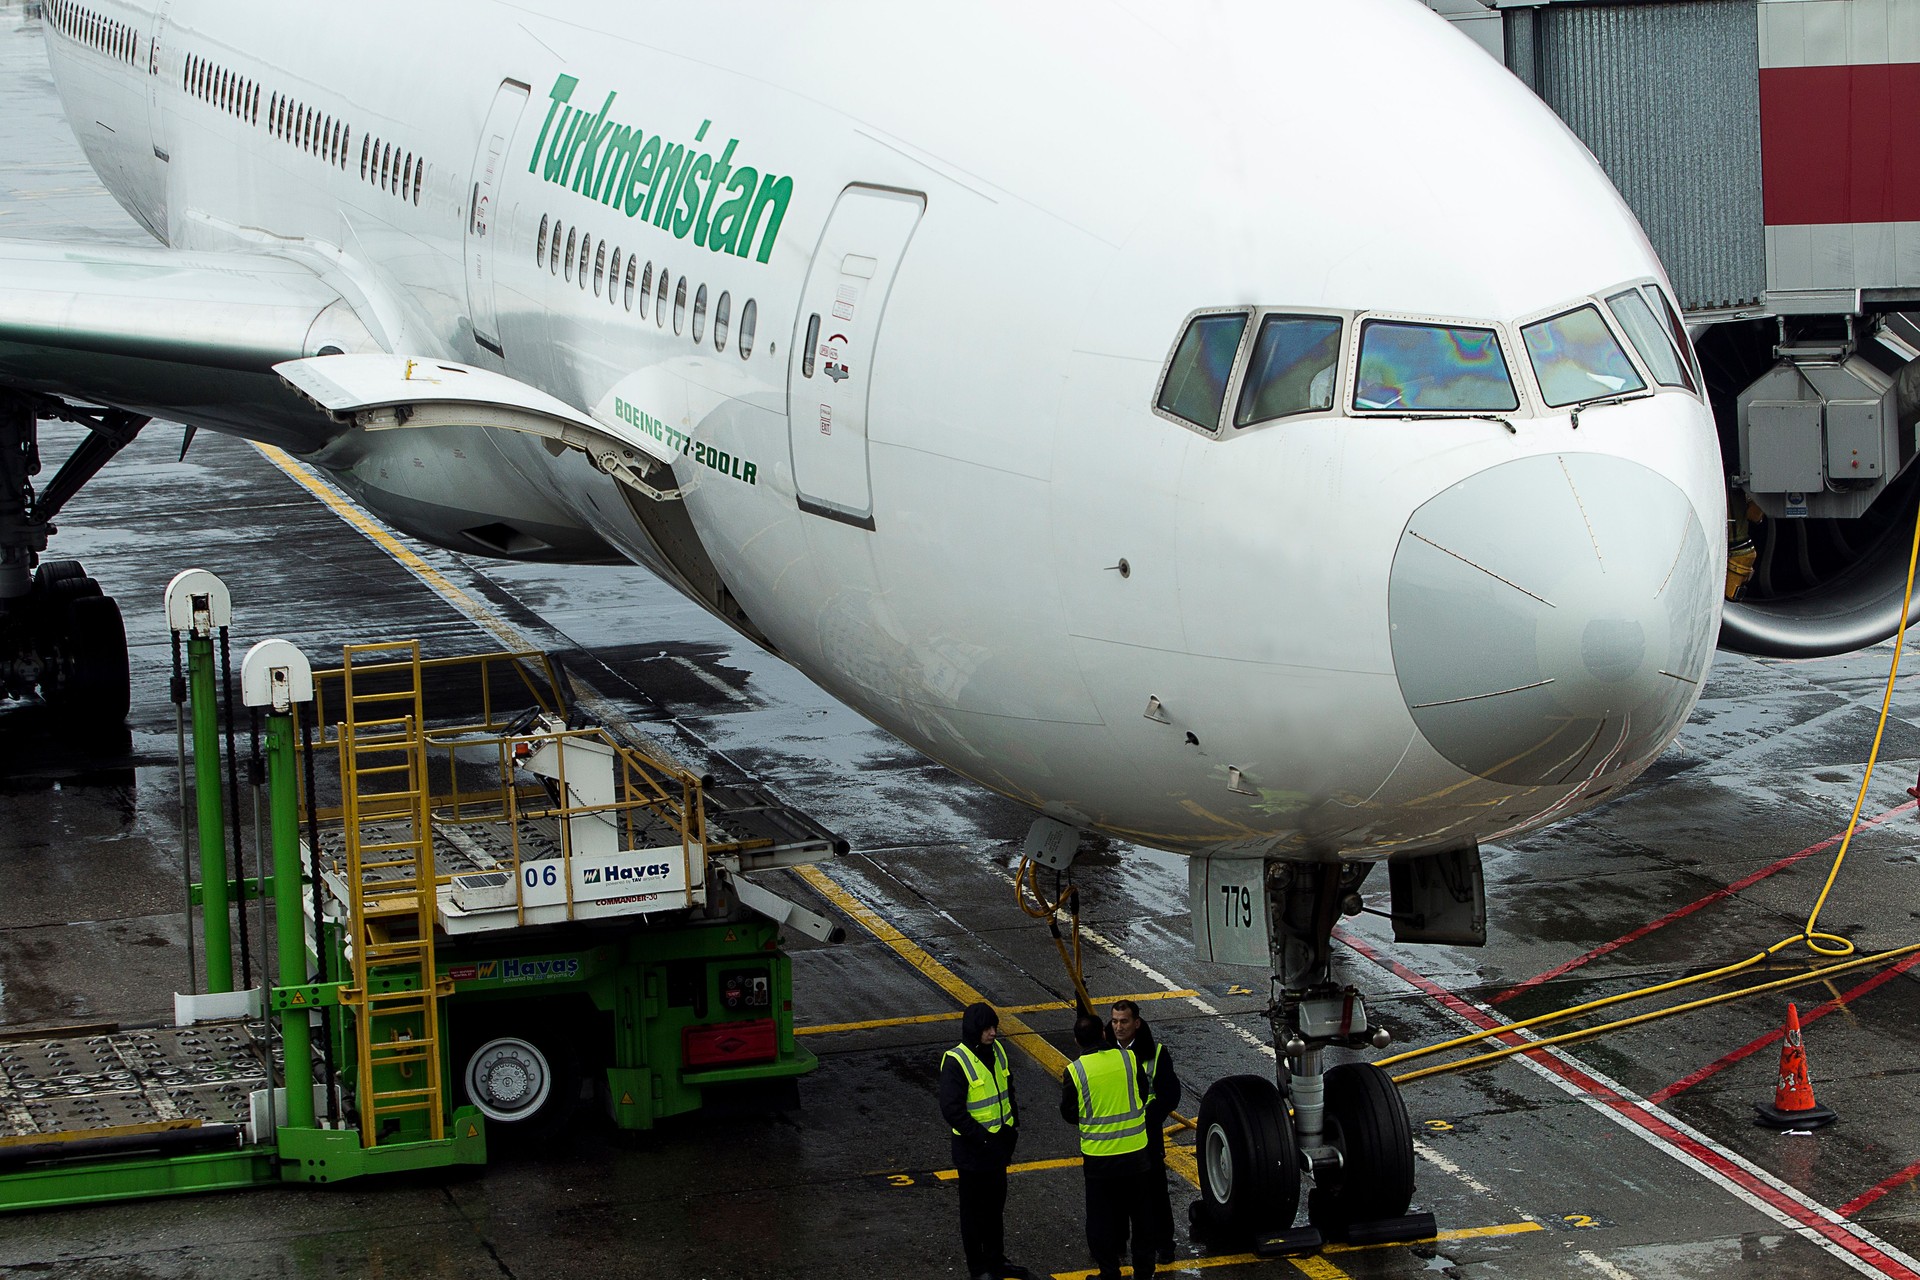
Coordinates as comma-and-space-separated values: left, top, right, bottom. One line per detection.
1649, 951, 1920, 1104
1843, 1161, 1920, 1220
1761, 63, 1920, 225
1493, 800, 1919, 1006
1339, 930, 1920, 1279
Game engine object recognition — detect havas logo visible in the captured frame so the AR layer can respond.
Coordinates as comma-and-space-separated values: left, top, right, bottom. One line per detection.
589, 862, 673, 885
530, 74, 792, 265
500, 957, 582, 983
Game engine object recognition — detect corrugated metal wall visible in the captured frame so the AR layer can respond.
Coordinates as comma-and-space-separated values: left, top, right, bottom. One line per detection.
1519, 1, 1766, 311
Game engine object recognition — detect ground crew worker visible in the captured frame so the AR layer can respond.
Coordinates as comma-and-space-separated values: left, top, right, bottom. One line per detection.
1061, 1012, 1155, 1280
1111, 999, 1182, 1264
939, 1003, 1030, 1280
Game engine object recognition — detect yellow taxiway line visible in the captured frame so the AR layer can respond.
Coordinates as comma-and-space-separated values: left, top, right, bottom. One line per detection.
797, 988, 1200, 1036
1047, 1221, 1545, 1278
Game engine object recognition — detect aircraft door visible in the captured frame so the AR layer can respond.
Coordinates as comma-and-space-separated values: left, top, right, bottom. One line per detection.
787, 185, 925, 528
465, 80, 530, 359
146, 1, 172, 161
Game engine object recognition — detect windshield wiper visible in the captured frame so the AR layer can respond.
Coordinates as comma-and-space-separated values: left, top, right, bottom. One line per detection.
1568, 392, 1648, 429
1387, 412, 1516, 433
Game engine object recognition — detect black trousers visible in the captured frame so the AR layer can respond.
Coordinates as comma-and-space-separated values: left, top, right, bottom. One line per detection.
957, 1165, 1008, 1276
1084, 1173, 1154, 1279
1143, 1153, 1174, 1250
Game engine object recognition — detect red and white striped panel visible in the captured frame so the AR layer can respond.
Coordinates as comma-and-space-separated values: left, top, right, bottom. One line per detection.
1761, 0, 1920, 293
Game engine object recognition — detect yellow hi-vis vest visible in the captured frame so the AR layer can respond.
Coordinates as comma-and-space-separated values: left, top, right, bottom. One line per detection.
944, 1040, 1014, 1136
1069, 1047, 1148, 1157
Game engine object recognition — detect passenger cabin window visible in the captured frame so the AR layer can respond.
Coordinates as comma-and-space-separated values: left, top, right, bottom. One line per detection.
738, 299, 757, 359
1235, 315, 1341, 427
673, 277, 687, 334
692, 284, 708, 344
1157, 312, 1247, 431
639, 262, 652, 318
1605, 289, 1694, 391
1354, 320, 1518, 413
714, 291, 731, 353
1520, 305, 1645, 408
654, 269, 669, 327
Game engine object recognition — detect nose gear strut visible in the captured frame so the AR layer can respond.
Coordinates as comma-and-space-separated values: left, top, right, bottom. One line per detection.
1191, 859, 1437, 1254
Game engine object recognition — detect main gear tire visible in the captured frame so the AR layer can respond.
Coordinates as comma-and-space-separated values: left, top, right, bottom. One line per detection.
45, 594, 129, 722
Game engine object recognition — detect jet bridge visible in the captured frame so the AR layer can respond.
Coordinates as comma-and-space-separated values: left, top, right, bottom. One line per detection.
1425, 0, 1920, 657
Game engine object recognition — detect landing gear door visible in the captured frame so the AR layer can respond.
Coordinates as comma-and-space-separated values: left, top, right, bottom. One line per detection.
787, 185, 924, 529
465, 80, 530, 360
1191, 856, 1271, 968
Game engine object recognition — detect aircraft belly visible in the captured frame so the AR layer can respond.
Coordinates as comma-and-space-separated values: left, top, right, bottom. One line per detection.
312, 423, 619, 563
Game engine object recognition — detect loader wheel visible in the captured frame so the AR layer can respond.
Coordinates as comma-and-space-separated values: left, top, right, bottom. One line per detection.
456, 1026, 580, 1145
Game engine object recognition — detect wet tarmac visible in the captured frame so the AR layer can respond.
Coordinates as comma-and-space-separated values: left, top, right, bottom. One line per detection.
10, 5, 1920, 1278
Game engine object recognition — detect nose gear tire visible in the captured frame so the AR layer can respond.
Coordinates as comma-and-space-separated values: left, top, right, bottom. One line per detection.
1196, 1074, 1300, 1243
1308, 1062, 1414, 1231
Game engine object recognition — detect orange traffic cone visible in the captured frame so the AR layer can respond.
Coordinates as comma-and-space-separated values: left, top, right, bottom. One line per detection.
1755, 1003, 1836, 1129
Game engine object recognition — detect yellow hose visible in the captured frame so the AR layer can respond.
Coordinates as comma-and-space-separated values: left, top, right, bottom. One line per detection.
1016, 857, 1095, 1018
1387, 496, 1920, 1082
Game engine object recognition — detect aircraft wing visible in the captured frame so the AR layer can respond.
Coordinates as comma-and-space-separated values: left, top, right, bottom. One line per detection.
0, 239, 383, 451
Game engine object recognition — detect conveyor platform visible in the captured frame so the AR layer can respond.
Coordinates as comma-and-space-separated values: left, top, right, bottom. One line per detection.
0, 1022, 267, 1150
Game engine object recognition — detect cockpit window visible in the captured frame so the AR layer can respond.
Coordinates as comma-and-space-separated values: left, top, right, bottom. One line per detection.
1157, 312, 1247, 431
1234, 315, 1341, 427
1605, 288, 1694, 391
1646, 285, 1702, 389
1520, 305, 1646, 408
1355, 320, 1518, 412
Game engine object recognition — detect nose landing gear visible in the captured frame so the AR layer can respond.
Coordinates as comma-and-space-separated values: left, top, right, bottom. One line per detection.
0, 391, 144, 721
1190, 860, 1435, 1254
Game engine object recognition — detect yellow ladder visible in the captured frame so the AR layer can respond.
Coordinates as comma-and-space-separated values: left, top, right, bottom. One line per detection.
337, 640, 448, 1145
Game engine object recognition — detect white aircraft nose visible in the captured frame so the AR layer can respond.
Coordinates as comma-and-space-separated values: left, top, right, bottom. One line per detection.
1387, 452, 1718, 787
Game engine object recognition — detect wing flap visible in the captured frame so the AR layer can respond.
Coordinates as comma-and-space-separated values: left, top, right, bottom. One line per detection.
0, 240, 381, 449
275, 354, 683, 500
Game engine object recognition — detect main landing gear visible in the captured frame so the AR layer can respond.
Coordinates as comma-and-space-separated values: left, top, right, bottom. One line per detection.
1191, 860, 1438, 1253
0, 389, 145, 721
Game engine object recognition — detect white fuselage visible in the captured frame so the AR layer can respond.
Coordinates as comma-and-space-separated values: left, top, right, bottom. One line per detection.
44, 0, 1728, 859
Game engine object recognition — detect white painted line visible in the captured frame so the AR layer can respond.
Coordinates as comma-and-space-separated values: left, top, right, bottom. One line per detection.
1578, 1249, 1639, 1280
1411, 1138, 1504, 1202
1348, 936, 1920, 1280
657, 652, 747, 703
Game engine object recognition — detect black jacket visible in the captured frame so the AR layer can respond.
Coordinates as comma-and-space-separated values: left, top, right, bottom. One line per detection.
1060, 1045, 1152, 1179
940, 1004, 1018, 1171
1113, 1020, 1181, 1159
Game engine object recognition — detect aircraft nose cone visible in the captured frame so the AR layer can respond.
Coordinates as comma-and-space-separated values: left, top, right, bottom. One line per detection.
1388, 453, 1717, 787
